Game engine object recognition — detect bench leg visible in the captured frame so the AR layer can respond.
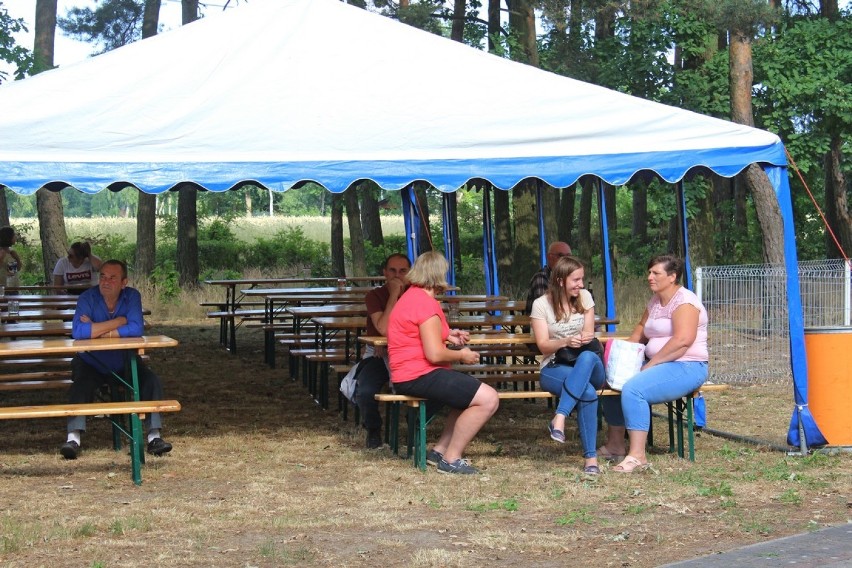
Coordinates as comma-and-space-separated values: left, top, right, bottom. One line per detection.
389, 402, 399, 455
686, 397, 695, 461
130, 412, 145, 485
416, 403, 426, 471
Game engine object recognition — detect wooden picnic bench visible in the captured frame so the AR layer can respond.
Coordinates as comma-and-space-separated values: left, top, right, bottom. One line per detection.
0, 400, 181, 484
376, 384, 730, 471
0, 335, 180, 485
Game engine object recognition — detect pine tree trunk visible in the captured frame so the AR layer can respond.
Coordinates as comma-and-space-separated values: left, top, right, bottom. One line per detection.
689, 180, 716, 266
729, 30, 784, 265
344, 187, 366, 276
511, 180, 539, 285
0, 190, 9, 228
33, 0, 57, 73
603, 183, 616, 233
507, 0, 538, 66
330, 194, 345, 276
36, 189, 68, 282
136, 193, 157, 277
176, 185, 199, 287
142, 0, 161, 38
414, 183, 432, 252
542, 183, 559, 246
577, 178, 593, 259
134, 4, 161, 280
557, 185, 576, 245
451, 0, 465, 42
493, 185, 513, 291
631, 185, 647, 240
824, 135, 851, 257
359, 181, 384, 247
33, 0, 68, 282
175, 0, 200, 286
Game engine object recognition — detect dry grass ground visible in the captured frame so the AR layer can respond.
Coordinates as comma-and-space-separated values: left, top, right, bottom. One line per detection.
1, 321, 850, 568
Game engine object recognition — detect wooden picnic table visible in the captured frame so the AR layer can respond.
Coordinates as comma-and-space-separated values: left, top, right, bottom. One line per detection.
437, 294, 507, 303
1, 294, 81, 302
204, 276, 383, 319
0, 300, 79, 310
0, 321, 73, 338
1, 309, 77, 322
237, 288, 368, 361
0, 335, 179, 485
4, 285, 91, 294
309, 316, 367, 362
1, 308, 151, 323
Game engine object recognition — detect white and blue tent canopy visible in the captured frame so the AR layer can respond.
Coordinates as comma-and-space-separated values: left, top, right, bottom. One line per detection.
0, 0, 786, 194
0, 0, 820, 447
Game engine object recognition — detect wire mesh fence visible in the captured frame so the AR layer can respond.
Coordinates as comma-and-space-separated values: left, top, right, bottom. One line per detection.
696, 259, 851, 385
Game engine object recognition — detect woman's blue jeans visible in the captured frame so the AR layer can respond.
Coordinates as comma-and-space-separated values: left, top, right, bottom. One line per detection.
601, 361, 708, 432
539, 351, 606, 458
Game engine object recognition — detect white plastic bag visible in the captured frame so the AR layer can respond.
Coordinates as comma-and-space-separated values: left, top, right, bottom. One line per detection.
339, 364, 358, 403
605, 339, 646, 390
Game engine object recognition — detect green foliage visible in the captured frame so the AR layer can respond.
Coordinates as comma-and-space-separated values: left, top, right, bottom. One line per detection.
149, 265, 180, 303
753, 17, 851, 172
556, 507, 593, 525
0, 3, 33, 83
363, 235, 409, 273
454, 253, 485, 294
244, 227, 331, 276
466, 498, 519, 513
57, 0, 144, 54
696, 481, 734, 497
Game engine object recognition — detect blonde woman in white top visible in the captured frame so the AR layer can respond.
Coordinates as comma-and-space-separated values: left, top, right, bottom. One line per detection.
531, 256, 605, 475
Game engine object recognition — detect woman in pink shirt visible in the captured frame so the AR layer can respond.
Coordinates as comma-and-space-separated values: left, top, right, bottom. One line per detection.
599, 255, 708, 473
387, 252, 499, 475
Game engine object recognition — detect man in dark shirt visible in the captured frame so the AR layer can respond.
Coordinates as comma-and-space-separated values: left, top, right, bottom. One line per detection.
60, 260, 173, 460
524, 241, 572, 314
358, 253, 411, 448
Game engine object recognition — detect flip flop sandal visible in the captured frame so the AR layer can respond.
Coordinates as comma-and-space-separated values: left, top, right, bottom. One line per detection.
597, 446, 625, 462
548, 422, 565, 444
612, 456, 651, 474
583, 465, 601, 476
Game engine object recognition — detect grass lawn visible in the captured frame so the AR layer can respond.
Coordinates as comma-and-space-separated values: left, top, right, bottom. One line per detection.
0, 318, 849, 567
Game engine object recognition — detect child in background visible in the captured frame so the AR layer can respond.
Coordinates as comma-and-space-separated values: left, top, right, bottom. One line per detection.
0, 226, 22, 288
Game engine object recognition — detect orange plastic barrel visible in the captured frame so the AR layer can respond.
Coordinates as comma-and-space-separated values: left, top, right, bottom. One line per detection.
805, 326, 852, 445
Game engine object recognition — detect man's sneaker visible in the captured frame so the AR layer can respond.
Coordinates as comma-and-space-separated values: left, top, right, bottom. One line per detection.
437, 457, 479, 475
426, 448, 443, 466
147, 438, 173, 456
60, 441, 79, 460
366, 429, 382, 449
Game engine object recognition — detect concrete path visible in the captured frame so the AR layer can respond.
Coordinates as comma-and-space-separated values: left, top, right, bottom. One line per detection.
661, 523, 852, 567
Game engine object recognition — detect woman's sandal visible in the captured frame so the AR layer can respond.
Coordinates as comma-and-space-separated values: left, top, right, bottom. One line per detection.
597, 446, 625, 462
548, 422, 565, 444
582, 465, 601, 476
612, 456, 651, 474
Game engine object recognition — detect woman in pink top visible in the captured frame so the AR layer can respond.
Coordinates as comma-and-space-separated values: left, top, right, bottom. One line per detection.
387, 252, 499, 475
599, 255, 708, 473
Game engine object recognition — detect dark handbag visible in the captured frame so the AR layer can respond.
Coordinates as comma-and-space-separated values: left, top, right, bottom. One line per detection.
553, 338, 604, 366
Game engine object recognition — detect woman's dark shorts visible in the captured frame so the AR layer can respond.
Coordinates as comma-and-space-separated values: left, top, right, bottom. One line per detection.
393, 368, 482, 410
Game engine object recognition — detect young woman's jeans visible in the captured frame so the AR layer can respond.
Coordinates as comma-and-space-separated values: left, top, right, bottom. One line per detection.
601, 361, 708, 432
539, 351, 606, 458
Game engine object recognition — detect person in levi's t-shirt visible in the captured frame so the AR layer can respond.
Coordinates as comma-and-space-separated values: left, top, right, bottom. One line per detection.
52, 241, 103, 294
599, 254, 709, 474
387, 251, 499, 475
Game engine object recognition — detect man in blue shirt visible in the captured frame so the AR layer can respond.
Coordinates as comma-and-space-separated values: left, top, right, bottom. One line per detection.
60, 260, 173, 460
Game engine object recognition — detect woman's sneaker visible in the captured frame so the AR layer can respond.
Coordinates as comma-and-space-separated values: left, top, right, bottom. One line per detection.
437, 458, 479, 475
426, 449, 443, 466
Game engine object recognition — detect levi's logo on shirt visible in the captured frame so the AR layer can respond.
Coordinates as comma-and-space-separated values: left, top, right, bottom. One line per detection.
66, 270, 92, 282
